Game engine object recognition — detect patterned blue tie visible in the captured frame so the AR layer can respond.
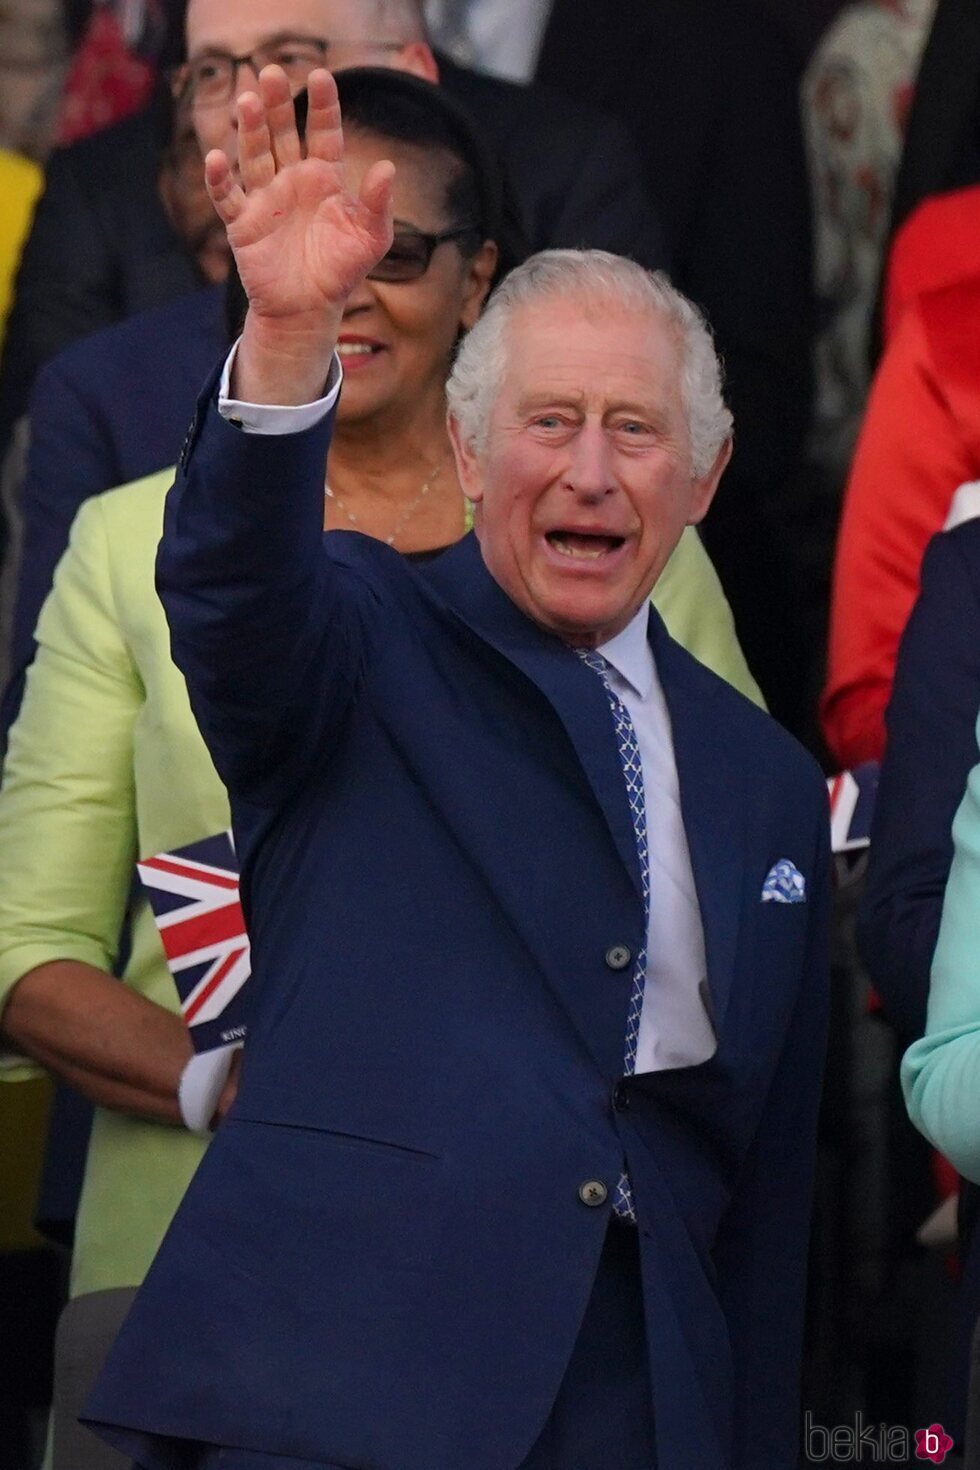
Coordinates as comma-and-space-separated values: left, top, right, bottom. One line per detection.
578, 650, 650, 1222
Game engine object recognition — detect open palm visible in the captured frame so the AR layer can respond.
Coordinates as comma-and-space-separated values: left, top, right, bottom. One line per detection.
205, 66, 394, 325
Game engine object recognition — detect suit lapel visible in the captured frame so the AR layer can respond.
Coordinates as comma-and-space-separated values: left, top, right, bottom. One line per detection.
649, 613, 744, 1037
425, 538, 746, 1040
424, 535, 645, 908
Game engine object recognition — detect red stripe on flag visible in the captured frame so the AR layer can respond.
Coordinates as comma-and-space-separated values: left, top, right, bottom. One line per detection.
828, 773, 843, 812
159, 900, 246, 961
141, 855, 239, 890
184, 947, 247, 1023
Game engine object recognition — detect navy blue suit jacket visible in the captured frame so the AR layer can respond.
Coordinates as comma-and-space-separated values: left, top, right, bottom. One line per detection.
86, 383, 830, 1470
858, 521, 980, 1041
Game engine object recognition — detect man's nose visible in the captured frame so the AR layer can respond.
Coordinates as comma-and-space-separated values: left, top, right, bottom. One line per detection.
564, 424, 616, 500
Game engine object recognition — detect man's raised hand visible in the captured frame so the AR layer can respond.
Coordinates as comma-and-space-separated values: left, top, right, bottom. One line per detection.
204, 66, 395, 404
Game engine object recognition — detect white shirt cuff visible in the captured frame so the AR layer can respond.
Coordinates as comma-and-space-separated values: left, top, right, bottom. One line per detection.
178, 1041, 241, 1135
218, 340, 343, 435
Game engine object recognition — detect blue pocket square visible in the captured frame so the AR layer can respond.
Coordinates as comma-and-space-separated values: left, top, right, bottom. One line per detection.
761, 859, 806, 903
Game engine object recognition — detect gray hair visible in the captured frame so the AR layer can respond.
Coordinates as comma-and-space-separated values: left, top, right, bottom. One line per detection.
446, 249, 733, 478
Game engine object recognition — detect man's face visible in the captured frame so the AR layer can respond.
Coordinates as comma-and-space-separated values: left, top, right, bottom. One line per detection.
183, 0, 437, 166
451, 296, 730, 648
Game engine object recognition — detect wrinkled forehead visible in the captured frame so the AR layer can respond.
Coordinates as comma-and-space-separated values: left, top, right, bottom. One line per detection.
495, 294, 687, 419
185, 0, 353, 54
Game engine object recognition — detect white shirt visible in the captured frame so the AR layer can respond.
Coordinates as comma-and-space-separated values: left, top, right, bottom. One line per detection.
423, 0, 553, 83
218, 348, 716, 1074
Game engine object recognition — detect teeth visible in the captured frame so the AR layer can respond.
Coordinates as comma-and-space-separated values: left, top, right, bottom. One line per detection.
552, 539, 607, 560
338, 343, 377, 357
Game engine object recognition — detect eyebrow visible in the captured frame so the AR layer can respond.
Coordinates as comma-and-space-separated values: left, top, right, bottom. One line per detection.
517, 393, 668, 421
517, 393, 586, 414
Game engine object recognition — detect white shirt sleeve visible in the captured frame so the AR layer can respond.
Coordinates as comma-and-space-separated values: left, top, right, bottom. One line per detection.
217, 340, 343, 435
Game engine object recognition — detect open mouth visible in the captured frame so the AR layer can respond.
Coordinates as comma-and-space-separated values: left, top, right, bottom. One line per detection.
545, 530, 626, 560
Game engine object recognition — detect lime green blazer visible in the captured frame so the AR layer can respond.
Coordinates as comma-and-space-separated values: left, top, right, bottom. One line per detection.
0, 466, 762, 1297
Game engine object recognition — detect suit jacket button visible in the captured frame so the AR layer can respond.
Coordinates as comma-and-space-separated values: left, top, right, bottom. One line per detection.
613, 1082, 630, 1111
578, 1179, 608, 1207
605, 944, 631, 971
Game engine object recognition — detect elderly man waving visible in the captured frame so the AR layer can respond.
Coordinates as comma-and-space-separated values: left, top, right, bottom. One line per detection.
86, 65, 830, 1470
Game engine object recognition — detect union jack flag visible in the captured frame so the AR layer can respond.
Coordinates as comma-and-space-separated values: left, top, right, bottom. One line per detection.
827, 762, 879, 855
137, 832, 250, 1053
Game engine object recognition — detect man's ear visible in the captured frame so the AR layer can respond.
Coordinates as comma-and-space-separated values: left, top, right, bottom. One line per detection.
392, 43, 440, 82
447, 412, 484, 505
686, 437, 732, 526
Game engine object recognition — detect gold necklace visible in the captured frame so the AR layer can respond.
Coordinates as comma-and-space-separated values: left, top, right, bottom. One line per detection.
325, 457, 450, 548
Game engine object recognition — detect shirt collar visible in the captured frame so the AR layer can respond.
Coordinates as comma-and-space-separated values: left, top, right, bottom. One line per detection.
596, 603, 655, 699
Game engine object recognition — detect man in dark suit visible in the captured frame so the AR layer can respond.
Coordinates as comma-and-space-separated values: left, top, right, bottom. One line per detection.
85, 66, 829, 1470
427, 0, 815, 731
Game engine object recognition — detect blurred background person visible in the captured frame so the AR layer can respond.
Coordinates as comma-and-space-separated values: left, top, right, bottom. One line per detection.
0, 0, 69, 160
822, 239, 980, 769
803, 0, 936, 486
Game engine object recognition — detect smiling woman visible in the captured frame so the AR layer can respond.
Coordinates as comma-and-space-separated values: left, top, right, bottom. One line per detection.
223, 64, 511, 554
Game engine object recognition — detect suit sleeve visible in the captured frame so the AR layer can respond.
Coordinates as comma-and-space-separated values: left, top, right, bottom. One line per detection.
902, 733, 980, 1183
857, 531, 980, 1039
822, 305, 976, 766
713, 791, 831, 1469
156, 389, 382, 813
2, 355, 126, 738
0, 495, 140, 1020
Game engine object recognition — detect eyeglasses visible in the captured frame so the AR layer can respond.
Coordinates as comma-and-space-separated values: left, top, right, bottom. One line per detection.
174, 35, 404, 108
368, 225, 482, 282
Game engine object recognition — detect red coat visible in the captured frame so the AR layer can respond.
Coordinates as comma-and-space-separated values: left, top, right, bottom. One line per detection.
822, 199, 980, 766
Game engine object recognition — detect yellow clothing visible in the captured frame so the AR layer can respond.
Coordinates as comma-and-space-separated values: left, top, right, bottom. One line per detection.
0, 149, 43, 352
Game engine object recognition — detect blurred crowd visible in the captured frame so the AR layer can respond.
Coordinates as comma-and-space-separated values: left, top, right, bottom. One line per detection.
6, 0, 980, 1464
